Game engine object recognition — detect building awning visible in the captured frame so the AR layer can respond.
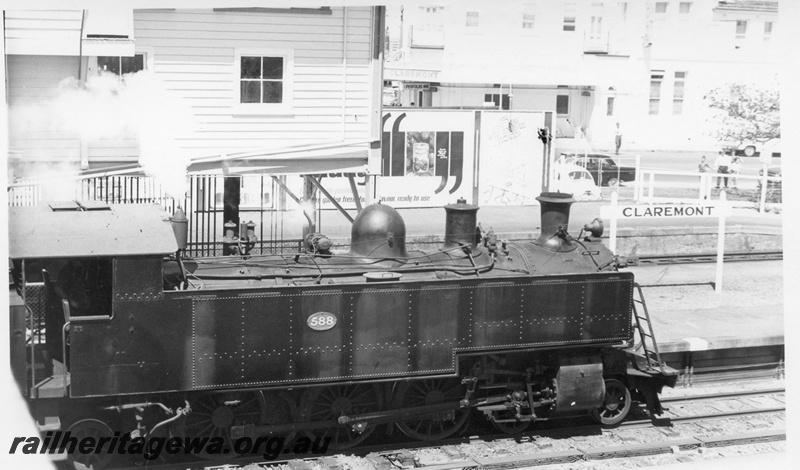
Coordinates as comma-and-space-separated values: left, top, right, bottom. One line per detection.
384, 47, 444, 82
187, 140, 372, 175
712, 0, 778, 20
440, 63, 596, 87
7, 141, 374, 190
81, 7, 136, 57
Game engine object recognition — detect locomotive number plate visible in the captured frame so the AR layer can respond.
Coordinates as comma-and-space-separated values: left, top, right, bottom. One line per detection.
307, 312, 337, 331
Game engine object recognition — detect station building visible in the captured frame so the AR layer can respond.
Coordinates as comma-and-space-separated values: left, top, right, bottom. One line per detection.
3, 3, 385, 179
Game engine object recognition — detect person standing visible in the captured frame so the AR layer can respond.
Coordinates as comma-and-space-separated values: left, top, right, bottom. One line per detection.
714, 150, 732, 188
698, 156, 712, 172
614, 123, 622, 155
729, 156, 742, 189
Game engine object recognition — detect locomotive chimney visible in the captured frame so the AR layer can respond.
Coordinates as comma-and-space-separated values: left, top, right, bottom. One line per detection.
443, 198, 480, 253
534, 192, 576, 252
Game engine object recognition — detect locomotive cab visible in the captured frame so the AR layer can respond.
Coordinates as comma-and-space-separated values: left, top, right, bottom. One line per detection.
8, 203, 179, 400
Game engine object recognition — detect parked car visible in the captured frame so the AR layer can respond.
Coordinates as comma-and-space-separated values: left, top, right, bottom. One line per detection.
558, 153, 637, 187
551, 163, 602, 200
759, 138, 781, 159
728, 138, 781, 157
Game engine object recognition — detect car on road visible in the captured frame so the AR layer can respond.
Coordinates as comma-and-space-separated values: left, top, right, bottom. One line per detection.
728, 138, 781, 157
558, 153, 637, 187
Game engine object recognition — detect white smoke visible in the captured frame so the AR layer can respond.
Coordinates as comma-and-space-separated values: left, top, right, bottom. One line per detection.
9, 70, 195, 199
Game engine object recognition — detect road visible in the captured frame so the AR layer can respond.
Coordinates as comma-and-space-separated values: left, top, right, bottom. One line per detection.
605, 150, 780, 191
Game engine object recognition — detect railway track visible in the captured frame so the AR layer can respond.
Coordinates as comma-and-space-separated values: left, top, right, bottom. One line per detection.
632, 250, 783, 265
105, 384, 784, 470
618, 387, 785, 428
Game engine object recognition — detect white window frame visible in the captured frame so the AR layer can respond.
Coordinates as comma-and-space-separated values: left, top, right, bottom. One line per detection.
522, 3, 536, 30
764, 21, 773, 43
234, 48, 295, 115
556, 94, 570, 115
563, 3, 577, 32
90, 48, 151, 77
736, 20, 747, 40
649, 70, 664, 115
672, 71, 687, 115
466, 11, 479, 28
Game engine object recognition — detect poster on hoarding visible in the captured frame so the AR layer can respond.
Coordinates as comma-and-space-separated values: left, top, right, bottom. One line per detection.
478, 111, 546, 206
315, 110, 547, 210
318, 110, 476, 209
379, 110, 475, 207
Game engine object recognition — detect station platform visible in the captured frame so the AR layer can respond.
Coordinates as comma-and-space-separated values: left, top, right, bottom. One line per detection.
628, 260, 784, 353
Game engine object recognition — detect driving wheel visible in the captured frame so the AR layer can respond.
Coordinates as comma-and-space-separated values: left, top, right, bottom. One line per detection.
262, 391, 297, 444
299, 384, 382, 451
394, 378, 470, 441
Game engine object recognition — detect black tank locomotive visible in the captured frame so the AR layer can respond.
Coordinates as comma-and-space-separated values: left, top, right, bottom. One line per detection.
8, 194, 677, 466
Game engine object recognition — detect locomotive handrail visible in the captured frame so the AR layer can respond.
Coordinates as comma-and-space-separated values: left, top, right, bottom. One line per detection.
61, 299, 113, 322
60, 322, 70, 397
190, 258, 497, 281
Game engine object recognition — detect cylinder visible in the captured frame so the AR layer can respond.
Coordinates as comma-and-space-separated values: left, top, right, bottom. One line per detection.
443, 198, 480, 253
554, 363, 605, 412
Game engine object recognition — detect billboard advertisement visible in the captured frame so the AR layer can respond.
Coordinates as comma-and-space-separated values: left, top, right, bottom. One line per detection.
317, 109, 550, 210
378, 110, 475, 207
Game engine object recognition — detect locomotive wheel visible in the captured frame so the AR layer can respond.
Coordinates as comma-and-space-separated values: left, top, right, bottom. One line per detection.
66, 418, 115, 469
591, 379, 631, 426
394, 379, 470, 441
300, 384, 382, 451
181, 391, 267, 460
263, 391, 298, 444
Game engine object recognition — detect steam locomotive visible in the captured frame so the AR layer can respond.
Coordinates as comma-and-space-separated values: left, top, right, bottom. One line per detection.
8, 193, 677, 468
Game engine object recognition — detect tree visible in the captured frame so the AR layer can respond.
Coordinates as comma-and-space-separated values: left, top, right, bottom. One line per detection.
704, 80, 780, 147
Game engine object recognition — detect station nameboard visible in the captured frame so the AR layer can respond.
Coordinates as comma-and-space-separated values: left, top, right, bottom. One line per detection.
600, 204, 732, 219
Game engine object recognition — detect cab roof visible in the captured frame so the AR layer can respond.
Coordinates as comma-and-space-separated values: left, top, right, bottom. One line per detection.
8, 202, 179, 259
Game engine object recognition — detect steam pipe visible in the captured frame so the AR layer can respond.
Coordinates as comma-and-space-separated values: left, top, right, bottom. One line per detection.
148, 401, 191, 438
270, 175, 315, 231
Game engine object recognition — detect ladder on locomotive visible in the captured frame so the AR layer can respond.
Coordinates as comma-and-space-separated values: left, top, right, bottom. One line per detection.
632, 283, 667, 375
